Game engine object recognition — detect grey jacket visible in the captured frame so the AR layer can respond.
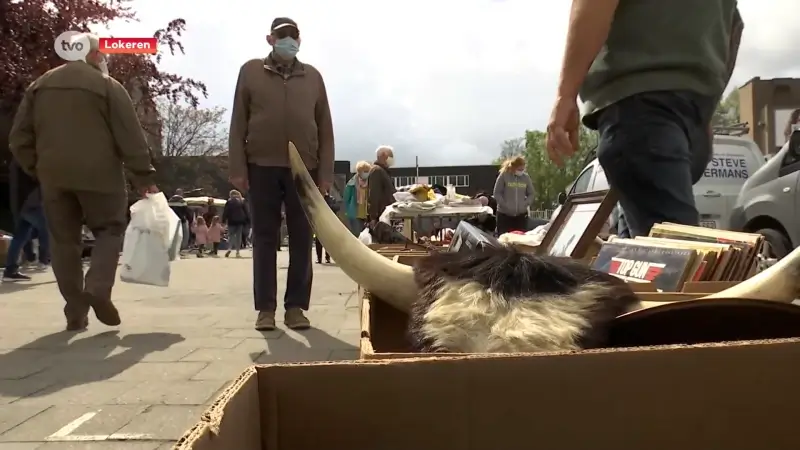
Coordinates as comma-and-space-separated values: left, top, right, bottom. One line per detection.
493, 171, 534, 216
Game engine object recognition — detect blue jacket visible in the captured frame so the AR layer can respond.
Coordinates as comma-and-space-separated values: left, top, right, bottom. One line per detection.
342, 175, 359, 219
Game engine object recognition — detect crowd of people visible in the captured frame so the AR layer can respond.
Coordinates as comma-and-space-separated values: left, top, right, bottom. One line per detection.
167, 189, 252, 258
5, 3, 745, 333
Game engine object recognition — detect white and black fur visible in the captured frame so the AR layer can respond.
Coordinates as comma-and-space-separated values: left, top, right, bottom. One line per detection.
409, 247, 639, 353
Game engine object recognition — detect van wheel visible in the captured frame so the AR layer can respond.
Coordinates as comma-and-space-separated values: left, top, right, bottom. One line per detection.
756, 228, 791, 260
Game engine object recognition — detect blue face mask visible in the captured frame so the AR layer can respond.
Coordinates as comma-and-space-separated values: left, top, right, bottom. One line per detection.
359, 172, 369, 180
273, 37, 300, 59
515, 170, 525, 176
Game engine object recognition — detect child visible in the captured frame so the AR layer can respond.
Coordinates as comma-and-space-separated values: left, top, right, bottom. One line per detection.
192, 216, 209, 258
208, 216, 223, 256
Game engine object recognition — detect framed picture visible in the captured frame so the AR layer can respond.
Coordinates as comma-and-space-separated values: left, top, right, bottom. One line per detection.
537, 190, 618, 259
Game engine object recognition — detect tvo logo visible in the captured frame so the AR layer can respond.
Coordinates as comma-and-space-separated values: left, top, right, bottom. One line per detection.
54, 31, 91, 61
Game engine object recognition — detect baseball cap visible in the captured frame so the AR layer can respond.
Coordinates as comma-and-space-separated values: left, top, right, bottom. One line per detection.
271, 17, 298, 33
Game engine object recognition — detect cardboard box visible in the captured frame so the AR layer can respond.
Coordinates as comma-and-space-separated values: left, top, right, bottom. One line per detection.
177, 341, 800, 450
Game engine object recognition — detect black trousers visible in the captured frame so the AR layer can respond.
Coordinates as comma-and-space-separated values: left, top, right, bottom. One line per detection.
248, 165, 316, 312
496, 212, 528, 235
596, 90, 715, 238
314, 237, 329, 261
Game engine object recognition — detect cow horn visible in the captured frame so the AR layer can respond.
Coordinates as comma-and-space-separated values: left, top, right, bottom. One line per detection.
698, 245, 800, 303
286, 142, 417, 313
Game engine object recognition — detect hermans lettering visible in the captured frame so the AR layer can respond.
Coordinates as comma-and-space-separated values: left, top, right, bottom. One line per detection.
703, 156, 749, 179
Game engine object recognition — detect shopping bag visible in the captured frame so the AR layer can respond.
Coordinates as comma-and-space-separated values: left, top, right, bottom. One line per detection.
119, 193, 175, 287
358, 226, 372, 245
167, 221, 183, 262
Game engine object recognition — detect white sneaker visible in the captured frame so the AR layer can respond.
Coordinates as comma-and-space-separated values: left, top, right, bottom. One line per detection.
235, 251, 241, 258
33, 262, 49, 271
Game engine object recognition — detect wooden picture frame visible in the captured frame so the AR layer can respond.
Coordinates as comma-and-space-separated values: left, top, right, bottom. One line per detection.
537, 190, 618, 259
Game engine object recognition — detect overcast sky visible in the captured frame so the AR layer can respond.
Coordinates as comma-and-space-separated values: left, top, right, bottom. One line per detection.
105, 0, 800, 167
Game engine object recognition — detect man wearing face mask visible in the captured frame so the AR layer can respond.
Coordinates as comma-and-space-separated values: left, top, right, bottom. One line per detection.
367, 145, 397, 228
228, 17, 335, 331
9, 33, 157, 331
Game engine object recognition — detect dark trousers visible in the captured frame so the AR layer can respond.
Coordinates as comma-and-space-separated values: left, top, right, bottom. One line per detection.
496, 212, 528, 235
596, 90, 715, 237
41, 188, 127, 319
248, 165, 315, 312
4, 207, 49, 274
314, 237, 329, 262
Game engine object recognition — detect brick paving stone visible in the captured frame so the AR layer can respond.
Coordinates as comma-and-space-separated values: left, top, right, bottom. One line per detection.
0, 250, 359, 447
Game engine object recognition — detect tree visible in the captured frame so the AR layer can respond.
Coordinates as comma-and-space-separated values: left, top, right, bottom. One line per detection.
517, 127, 598, 210
496, 137, 526, 162
0, 0, 208, 169
712, 90, 741, 127
152, 100, 227, 156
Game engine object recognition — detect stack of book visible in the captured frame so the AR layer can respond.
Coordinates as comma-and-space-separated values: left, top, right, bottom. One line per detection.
591, 223, 764, 292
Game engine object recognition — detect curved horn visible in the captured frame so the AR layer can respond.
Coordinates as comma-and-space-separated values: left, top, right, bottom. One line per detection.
287, 142, 417, 313
699, 246, 800, 303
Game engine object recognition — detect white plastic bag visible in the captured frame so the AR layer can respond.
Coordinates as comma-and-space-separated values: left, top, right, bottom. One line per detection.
120, 193, 178, 287
358, 227, 372, 245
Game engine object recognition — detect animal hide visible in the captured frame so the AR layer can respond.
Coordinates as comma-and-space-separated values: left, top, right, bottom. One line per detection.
409, 247, 639, 353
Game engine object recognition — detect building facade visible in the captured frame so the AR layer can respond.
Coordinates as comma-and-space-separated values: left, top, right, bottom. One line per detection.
385, 164, 499, 197
738, 77, 800, 154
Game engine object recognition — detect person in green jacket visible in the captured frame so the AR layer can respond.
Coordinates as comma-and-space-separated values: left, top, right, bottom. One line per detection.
342, 160, 372, 236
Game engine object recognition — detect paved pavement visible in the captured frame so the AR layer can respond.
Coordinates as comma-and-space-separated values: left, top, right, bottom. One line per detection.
0, 250, 361, 449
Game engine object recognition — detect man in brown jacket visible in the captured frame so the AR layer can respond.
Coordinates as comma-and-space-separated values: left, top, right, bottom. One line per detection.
228, 17, 334, 331
9, 33, 157, 331
367, 145, 397, 225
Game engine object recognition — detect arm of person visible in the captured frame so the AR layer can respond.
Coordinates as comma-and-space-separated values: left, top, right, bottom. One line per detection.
315, 73, 335, 185
493, 175, 507, 212
367, 172, 381, 219
106, 79, 156, 188
8, 85, 38, 177
228, 64, 251, 180
556, 0, 620, 99
525, 176, 536, 207
221, 201, 230, 224
342, 184, 353, 214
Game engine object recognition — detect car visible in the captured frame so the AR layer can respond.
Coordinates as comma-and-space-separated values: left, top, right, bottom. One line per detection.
552, 134, 766, 231
729, 129, 800, 259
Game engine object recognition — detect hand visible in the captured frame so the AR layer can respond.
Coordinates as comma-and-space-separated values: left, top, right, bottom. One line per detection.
546, 96, 581, 167
139, 185, 159, 197
317, 180, 331, 195
230, 176, 249, 192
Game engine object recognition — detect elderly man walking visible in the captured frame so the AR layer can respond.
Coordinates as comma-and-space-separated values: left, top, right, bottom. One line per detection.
228, 17, 335, 331
367, 145, 396, 226
9, 33, 158, 331
546, 0, 743, 237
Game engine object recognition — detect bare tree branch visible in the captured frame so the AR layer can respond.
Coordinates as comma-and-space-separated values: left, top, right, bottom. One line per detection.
154, 99, 228, 156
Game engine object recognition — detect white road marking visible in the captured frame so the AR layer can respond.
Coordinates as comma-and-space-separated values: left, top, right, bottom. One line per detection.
46, 433, 154, 442
48, 412, 97, 438
46, 411, 152, 442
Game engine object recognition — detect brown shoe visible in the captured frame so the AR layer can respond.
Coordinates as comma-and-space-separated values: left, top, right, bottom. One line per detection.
284, 308, 311, 330
66, 315, 89, 332
255, 311, 276, 331
87, 294, 121, 326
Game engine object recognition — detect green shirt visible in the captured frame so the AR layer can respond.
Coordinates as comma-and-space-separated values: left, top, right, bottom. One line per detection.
581, 0, 739, 128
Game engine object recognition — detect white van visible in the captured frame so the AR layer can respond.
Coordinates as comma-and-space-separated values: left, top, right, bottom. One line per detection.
552, 135, 765, 230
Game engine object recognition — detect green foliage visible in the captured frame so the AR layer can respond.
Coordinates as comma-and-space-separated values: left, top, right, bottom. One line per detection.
712, 90, 741, 126
498, 127, 597, 210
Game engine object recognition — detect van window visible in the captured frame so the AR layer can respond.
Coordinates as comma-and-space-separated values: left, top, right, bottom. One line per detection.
571, 166, 595, 194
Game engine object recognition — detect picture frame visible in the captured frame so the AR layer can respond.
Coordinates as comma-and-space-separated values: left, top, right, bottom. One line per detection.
537, 189, 618, 259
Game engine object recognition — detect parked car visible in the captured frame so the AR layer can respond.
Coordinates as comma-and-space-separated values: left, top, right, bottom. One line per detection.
729, 129, 800, 259
551, 134, 766, 231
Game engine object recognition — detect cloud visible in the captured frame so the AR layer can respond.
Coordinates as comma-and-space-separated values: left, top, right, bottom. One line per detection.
104, 0, 799, 166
